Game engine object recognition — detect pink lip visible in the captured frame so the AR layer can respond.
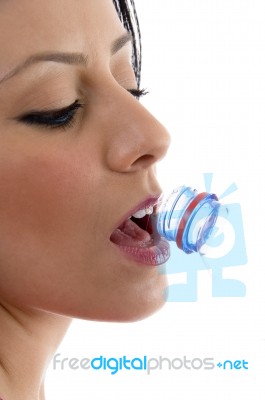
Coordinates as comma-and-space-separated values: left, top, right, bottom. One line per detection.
110, 195, 170, 267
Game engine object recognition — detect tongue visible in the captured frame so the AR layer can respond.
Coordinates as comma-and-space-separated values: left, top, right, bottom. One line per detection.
110, 218, 152, 247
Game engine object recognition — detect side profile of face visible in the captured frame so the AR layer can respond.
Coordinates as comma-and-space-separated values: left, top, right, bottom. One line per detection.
0, 0, 170, 322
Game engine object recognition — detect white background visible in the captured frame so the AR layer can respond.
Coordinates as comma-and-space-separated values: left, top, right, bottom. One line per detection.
45, 1, 265, 399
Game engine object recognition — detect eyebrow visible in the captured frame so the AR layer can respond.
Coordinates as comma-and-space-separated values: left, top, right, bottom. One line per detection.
0, 31, 132, 85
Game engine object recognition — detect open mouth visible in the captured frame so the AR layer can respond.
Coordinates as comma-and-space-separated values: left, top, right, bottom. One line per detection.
110, 202, 170, 266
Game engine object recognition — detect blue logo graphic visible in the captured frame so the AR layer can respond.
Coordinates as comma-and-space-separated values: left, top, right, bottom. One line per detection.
216, 360, 248, 370
164, 173, 247, 301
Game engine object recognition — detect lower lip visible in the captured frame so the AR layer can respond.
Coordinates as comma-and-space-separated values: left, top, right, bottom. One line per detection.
110, 222, 170, 267
112, 237, 170, 266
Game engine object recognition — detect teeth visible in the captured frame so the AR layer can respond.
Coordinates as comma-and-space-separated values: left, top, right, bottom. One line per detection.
132, 209, 146, 218
132, 206, 153, 219
145, 206, 153, 215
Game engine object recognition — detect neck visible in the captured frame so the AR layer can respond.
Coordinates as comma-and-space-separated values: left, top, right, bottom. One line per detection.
0, 300, 72, 400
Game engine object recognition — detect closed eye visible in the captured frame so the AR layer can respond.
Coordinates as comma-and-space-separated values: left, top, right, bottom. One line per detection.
17, 99, 84, 131
16, 87, 148, 131
127, 87, 149, 100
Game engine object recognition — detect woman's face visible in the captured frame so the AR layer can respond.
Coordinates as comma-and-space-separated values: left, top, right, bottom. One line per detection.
0, 0, 170, 321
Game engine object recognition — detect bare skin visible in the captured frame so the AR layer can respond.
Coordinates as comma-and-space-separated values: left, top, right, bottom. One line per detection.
0, 0, 170, 398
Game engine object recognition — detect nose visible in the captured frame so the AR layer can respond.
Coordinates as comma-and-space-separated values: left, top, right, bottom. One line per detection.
103, 83, 171, 172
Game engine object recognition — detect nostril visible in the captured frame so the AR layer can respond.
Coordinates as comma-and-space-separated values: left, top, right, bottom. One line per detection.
131, 154, 155, 169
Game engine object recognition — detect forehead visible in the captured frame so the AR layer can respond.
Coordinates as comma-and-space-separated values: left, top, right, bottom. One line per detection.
0, 0, 124, 69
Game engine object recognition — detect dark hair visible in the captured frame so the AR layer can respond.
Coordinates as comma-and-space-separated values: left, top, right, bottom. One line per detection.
112, 0, 141, 88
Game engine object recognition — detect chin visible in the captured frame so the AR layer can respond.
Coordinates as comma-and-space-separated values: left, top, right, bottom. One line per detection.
49, 269, 168, 323
94, 276, 168, 323
117, 298, 166, 323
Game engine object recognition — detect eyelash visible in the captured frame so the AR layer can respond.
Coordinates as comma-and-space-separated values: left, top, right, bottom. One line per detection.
19, 88, 148, 131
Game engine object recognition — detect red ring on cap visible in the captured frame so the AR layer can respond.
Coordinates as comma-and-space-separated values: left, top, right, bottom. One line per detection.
176, 192, 209, 250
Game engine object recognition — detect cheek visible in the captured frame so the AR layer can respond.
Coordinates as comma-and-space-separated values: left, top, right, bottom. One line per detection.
0, 145, 106, 286
0, 150, 98, 236
0, 147, 103, 304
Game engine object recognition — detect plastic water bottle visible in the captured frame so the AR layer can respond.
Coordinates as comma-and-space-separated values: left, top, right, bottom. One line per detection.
154, 186, 220, 254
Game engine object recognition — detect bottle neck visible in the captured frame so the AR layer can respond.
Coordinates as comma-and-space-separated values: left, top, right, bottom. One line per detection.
156, 186, 220, 254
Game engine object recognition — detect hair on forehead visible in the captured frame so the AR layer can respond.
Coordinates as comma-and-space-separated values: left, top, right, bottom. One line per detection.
112, 0, 141, 88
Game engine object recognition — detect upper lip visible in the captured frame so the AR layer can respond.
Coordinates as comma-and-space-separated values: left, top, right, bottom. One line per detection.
112, 195, 161, 231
